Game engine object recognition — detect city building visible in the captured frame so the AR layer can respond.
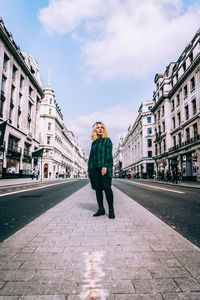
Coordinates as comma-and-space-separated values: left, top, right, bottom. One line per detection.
115, 101, 155, 178
152, 28, 200, 181
0, 18, 43, 178
39, 85, 87, 179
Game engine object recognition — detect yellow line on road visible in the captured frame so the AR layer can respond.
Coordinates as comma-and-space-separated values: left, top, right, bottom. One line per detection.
115, 179, 185, 194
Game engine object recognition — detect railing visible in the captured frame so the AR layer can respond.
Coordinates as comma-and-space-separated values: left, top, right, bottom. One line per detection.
8, 144, 21, 155
168, 134, 200, 152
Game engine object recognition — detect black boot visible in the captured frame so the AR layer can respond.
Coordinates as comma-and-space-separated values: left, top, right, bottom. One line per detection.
109, 209, 115, 219
93, 207, 105, 217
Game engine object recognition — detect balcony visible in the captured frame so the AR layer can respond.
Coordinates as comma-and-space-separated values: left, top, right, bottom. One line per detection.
155, 132, 163, 141
168, 134, 200, 153
7, 144, 21, 156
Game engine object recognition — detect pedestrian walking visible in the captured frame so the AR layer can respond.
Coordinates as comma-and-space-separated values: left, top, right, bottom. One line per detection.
88, 121, 115, 219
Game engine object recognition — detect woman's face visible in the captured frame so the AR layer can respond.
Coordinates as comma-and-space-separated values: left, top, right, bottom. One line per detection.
96, 124, 104, 136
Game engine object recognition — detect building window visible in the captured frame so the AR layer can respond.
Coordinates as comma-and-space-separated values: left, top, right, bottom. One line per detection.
162, 105, 165, 116
172, 117, 176, 129
189, 51, 193, 63
48, 123, 51, 131
29, 86, 33, 97
148, 106, 152, 111
173, 136, 176, 147
11, 85, 15, 101
176, 93, 180, 106
154, 114, 157, 122
9, 106, 13, 123
183, 85, 188, 98
162, 121, 165, 132
192, 99, 197, 115
186, 128, 190, 142
147, 116, 151, 123
185, 105, 189, 120
158, 125, 161, 134
3, 53, 9, 70
148, 151, 152, 158
190, 77, 195, 91
49, 108, 52, 115
47, 136, 51, 144
1, 75, 6, 94
17, 111, 20, 128
178, 132, 182, 146
155, 144, 158, 155
182, 61, 186, 72
177, 112, 181, 125
193, 123, 198, 138
171, 99, 175, 111
49, 98, 52, 104
147, 139, 152, 147
158, 110, 160, 120
163, 139, 166, 152
147, 127, 152, 134
12, 65, 17, 80
159, 142, 161, 154
20, 75, 24, 89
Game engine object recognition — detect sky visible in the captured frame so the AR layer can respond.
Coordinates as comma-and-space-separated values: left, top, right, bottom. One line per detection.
0, 0, 200, 154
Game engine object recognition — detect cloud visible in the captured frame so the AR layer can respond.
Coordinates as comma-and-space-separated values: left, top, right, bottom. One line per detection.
65, 104, 138, 155
39, 0, 200, 80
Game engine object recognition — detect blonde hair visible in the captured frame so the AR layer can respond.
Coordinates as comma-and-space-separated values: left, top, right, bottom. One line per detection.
91, 122, 108, 140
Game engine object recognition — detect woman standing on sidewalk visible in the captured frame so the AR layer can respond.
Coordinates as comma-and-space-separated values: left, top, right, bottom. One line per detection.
88, 121, 115, 219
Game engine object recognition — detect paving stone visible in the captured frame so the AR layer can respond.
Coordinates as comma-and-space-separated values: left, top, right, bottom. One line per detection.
0, 297, 19, 300
133, 278, 180, 293
174, 277, 200, 292
114, 294, 163, 300
19, 296, 65, 300
0, 282, 46, 296
162, 292, 200, 299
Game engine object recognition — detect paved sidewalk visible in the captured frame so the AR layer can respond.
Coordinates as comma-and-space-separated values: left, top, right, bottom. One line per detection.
0, 184, 200, 299
0, 177, 73, 187
125, 178, 200, 189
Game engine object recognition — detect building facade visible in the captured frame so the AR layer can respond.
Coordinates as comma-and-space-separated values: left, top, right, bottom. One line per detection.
39, 86, 87, 179
152, 28, 200, 181
0, 18, 43, 178
115, 101, 155, 178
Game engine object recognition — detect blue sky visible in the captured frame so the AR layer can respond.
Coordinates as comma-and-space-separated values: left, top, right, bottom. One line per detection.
0, 0, 200, 154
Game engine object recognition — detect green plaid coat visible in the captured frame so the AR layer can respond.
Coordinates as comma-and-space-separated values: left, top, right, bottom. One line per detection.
88, 137, 113, 178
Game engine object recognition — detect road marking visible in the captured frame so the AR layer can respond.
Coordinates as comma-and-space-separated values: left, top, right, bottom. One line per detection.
115, 179, 185, 194
80, 251, 108, 300
0, 179, 79, 197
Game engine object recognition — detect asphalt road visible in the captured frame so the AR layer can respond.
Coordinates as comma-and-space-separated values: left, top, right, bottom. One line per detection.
113, 179, 200, 248
0, 179, 89, 242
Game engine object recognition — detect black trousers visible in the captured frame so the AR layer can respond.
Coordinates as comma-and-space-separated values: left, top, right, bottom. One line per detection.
90, 168, 114, 210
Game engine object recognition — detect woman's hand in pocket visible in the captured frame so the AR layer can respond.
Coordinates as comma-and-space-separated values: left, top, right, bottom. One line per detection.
101, 167, 107, 176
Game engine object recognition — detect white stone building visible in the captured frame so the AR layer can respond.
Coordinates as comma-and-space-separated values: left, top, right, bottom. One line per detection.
39, 85, 87, 179
0, 18, 43, 178
152, 28, 200, 181
115, 101, 155, 178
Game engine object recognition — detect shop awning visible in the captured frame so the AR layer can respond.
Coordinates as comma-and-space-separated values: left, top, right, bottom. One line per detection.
32, 148, 44, 157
